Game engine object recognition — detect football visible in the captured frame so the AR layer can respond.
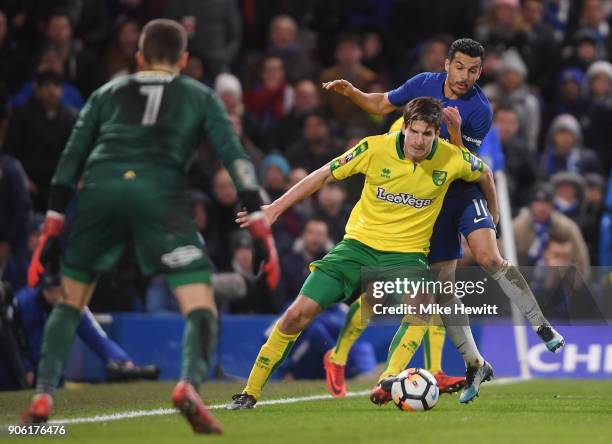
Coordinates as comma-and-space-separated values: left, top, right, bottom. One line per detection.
391, 368, 440, 411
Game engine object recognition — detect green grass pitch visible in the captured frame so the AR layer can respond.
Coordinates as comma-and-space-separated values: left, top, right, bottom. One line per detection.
1, 379, 611, 443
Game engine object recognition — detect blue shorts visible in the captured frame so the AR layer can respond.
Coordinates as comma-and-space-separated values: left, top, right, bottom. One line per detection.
428, 181, 496, 263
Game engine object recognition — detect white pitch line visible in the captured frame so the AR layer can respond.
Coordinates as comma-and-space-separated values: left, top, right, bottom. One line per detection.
5, 377, 526, 428
43, 389, 372, 426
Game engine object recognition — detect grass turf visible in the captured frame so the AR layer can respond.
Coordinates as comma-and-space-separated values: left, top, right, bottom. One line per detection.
1, 379, 611, 444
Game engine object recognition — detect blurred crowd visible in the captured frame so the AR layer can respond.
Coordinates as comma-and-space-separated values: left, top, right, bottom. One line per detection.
1, 0, 611, 317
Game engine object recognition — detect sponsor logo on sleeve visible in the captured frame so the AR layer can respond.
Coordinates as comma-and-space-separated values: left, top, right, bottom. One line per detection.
462, 151, 483, 172
330, 141, 369, 171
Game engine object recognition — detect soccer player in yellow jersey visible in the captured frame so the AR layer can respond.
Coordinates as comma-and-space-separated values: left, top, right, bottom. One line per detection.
322, 38, 564, 403
228, 97, 497, 410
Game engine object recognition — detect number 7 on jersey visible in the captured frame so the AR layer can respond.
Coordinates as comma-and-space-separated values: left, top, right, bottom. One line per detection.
139, 85, 164, 125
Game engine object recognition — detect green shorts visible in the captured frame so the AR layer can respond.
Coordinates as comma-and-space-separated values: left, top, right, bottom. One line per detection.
300, 238, 430, 309
63, 169, 211, 287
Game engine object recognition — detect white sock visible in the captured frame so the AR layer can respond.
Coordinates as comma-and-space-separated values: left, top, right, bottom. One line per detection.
490, 260, 548, 331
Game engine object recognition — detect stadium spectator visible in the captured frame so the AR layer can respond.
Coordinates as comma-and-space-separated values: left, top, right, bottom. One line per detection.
286, 167, 316, 222
582, 61, 612, 172
274, 218, 332, 311
285, 111, 343, 172
403, 35, 451, 80
42, 10, 102, 97
8, 273, 160, 389
548, 68, 588, 122
551, 171, 587, 226
259, 153, 290, 201
207, 169, 241, 271
271, 79, 322, 152
562, 29, 605, 72
492, 104, 537, 211
314, 182, 351, 244
320, 34, 376, 128
181, 52, 205, 84
576, 0, 612, 53
583, 173, 606, 265
542, 0, 580, 42
585, 60, 612, 100
244, 55, 294, 132
41, 0, 112, 54
4, 70, 77, 212
0, 152, 31, 289
112, 0, 170, 26
539, 113, 601, 177
483, 48, 541, 149
478, 44, 504, 87
215, 72, 264, 148
513, 182, 590, 279
245, 15, 315, 87
106, 17, 140, 79
530, 232, 592, 321
0, 9, 32, 94
259, 155, 305, 256
228, 113, 264, 166
360, 30, 391, 81
165, 0, 241, 82
521, 0, 561, 98
10, 47, 84, 110
228, 230, 275, 314
475, 0, 529, 51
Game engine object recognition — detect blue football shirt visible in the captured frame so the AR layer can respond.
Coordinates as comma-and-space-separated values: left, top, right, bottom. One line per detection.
388, 72, 492, 152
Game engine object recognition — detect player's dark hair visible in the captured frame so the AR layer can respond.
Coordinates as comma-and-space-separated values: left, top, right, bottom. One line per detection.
448, 38, 485, 63
139, 19, 187, 65
402, 97, 443, 131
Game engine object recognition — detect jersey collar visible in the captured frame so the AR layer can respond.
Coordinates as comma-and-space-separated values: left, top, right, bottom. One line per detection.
395, 131, 439, 161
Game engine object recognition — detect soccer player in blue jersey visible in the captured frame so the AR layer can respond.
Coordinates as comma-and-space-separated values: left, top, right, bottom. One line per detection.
322, 38, 564, 404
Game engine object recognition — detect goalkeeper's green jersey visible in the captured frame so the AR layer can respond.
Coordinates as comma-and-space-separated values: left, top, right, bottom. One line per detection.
52, 70, 257, 191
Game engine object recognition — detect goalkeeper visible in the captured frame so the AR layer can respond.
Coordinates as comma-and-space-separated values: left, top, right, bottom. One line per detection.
21, 19, 280, 435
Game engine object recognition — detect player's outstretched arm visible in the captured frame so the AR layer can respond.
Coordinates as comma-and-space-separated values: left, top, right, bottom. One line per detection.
476, 164, 499, 225
28, 92, 102, 287
322, 79, 396, 115
236, 164, 333, 228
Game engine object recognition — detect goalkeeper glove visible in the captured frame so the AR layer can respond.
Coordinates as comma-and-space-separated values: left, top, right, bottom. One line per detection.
247, 211, 280, 290
238, 189, 280, 291
28, 211, 64, 287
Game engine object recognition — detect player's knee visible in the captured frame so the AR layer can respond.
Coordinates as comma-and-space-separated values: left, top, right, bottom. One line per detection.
474, 249, 504, 272
281, 305, 312, 332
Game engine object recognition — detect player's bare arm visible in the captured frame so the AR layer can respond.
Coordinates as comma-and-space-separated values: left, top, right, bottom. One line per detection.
236, 164, 333, 228
322, 79, 396, 115
475, 164, 499, 225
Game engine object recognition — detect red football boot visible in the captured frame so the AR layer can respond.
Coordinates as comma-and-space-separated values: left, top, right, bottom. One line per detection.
172, 381, 223, 434
433, 370, 466, 393
369, 377, 396, 405
323, 350, 346, 398
21, 393, 53, 424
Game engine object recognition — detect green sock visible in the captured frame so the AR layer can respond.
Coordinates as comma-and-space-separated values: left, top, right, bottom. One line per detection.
36, 303, 82, 394
181, 309, 218, 387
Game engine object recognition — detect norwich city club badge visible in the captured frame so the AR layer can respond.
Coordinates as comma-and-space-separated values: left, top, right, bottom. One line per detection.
432, 170, 447, 186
